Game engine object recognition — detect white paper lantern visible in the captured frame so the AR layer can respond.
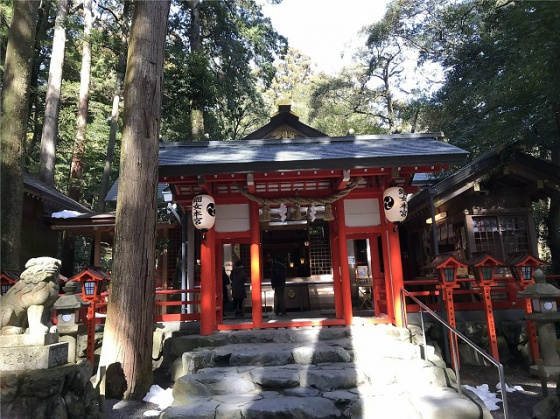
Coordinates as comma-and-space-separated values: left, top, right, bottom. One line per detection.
382, 187, 408, 223
192, 194, 215, 231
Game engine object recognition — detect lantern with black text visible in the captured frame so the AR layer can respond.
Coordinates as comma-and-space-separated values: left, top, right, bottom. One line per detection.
382, 187, 408, 223
192, 194, 216, 231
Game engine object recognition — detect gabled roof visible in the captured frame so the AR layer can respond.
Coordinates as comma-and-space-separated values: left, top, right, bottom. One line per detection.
24, 172, 91, 213
158, 133, 468, 177
407, 143, 560, 215
242, 104, 327, 140
105, 181, 167, 203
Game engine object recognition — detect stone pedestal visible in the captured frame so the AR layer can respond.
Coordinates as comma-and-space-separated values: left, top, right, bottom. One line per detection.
0, 332, 68, 372
0, 341, 68, 371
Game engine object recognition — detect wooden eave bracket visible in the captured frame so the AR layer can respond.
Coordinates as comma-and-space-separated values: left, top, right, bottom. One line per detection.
198, 175, 207, 190
334, 170, 351, 190
247, 173, 256, 193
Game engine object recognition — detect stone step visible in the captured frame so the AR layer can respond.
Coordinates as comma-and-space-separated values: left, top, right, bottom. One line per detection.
161, 324, 489, 419
166, 363, 482, 419
163, 324, 412, 369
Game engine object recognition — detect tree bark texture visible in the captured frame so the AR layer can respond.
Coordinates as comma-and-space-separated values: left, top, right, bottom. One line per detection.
38, 0, 69, 186
189, 0, 205, 141
97, 95, 120, 211
1, 0, 40, 270
97, 1, 130, 211
98, 0, 170, 400
547, 146, 560, 274
68, 0, 93, 202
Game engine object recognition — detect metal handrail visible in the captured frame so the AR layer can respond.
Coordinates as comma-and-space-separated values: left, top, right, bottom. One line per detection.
401, 288, 509, 418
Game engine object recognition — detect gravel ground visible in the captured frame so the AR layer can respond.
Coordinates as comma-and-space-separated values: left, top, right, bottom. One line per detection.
103, 363, 554, 418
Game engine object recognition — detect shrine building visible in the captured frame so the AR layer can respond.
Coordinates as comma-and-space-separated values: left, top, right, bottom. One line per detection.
160, 105, 468, 335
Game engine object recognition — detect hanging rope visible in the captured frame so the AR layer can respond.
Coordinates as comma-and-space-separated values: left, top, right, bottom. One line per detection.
238, 177, 364, 206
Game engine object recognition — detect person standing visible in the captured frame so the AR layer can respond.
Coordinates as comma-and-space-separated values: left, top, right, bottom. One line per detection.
222, 266, 230, 313
230, 260, 247, 317
271, 255, 287, 316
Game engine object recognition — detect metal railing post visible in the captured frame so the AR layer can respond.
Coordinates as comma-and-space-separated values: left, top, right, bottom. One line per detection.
401, 288, 508, 418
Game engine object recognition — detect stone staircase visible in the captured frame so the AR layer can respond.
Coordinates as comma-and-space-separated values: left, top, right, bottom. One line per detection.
160, 324, 490, 418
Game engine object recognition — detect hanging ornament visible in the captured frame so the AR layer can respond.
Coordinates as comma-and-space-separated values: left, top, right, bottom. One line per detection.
192, 194, 216, 230
323, 203, 334, 221
382, 187, 408, 223
279, 203, 287, 222
308, 204, 317, 222
261, 203, 271, 222
292, 203, 302, 221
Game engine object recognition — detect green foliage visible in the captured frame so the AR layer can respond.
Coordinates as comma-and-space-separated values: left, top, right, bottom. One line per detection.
161, 0, 287, 141
386, 0, 560, 157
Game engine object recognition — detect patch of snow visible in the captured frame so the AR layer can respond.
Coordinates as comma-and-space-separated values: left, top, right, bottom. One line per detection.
464, 384, 502, 411
143, 410, 161, 417
143, 385, 173, 410
497, 382, 524, 393
463, 382, 523, 411
51, 210, 82, 218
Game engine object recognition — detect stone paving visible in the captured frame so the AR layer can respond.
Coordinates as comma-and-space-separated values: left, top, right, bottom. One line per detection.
160, 325, 490, 418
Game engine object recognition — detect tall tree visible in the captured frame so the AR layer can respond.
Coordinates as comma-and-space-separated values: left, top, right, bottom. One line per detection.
1, 0, 40, 270
68, 0, 93, 202
98, 0, 170, 400
97, 0, 131, 211
38, 0, 69, 186
162, 0, 286, 142
408, 1, 560, 271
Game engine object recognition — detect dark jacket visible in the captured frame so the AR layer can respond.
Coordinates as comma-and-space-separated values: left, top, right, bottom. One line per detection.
270, 260, 287, 289
230, 266, 247, 299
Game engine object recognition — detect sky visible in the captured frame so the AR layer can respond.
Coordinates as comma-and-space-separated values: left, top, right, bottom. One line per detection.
260, 0, 392, 74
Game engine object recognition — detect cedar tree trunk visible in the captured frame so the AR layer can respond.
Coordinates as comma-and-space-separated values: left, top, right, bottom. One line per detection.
0, 0, 40, 270
68, 0, 92, 202
98, 0, 170, 400
38, 0, 69, 186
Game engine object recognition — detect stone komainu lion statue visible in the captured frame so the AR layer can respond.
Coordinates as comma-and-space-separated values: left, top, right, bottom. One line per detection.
0, 257, 61, 336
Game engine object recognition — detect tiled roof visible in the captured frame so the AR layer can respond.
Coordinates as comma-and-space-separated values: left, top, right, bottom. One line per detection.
24, 172, 91, 213
158, 133, 468, 177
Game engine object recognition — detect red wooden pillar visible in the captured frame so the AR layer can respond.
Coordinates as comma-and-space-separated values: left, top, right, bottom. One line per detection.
441, 284, 459, 369
250, 202, 262, 328
523, 297, 540, 362
369, 233, 382, 316
200, 228, 215, 336
216, 241, 224, 324
330, 225, 343, 319
387, 226, 405, 327
86, 301, 95, 365
481, 285, 499, 360
335, 200, 353, 325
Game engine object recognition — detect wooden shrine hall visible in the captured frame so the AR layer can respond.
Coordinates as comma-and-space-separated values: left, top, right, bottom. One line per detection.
160, 105, 468, 335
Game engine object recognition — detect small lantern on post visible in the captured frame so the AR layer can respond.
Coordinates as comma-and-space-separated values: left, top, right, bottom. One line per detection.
466, 252, 503, 360
192, 194, 216, 237
468, 252, 502, 286
426, 253, 467, 369
382, 186, 408, 224
70, 266, 109, 302
505, 252, 545, 288
69, 267, 109, 365
428, 253, 466, 288
54, 280, 90, 363
518, 269, 560, 377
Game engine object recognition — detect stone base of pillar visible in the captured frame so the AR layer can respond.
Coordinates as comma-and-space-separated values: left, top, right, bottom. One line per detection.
530, 364, 560, 381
